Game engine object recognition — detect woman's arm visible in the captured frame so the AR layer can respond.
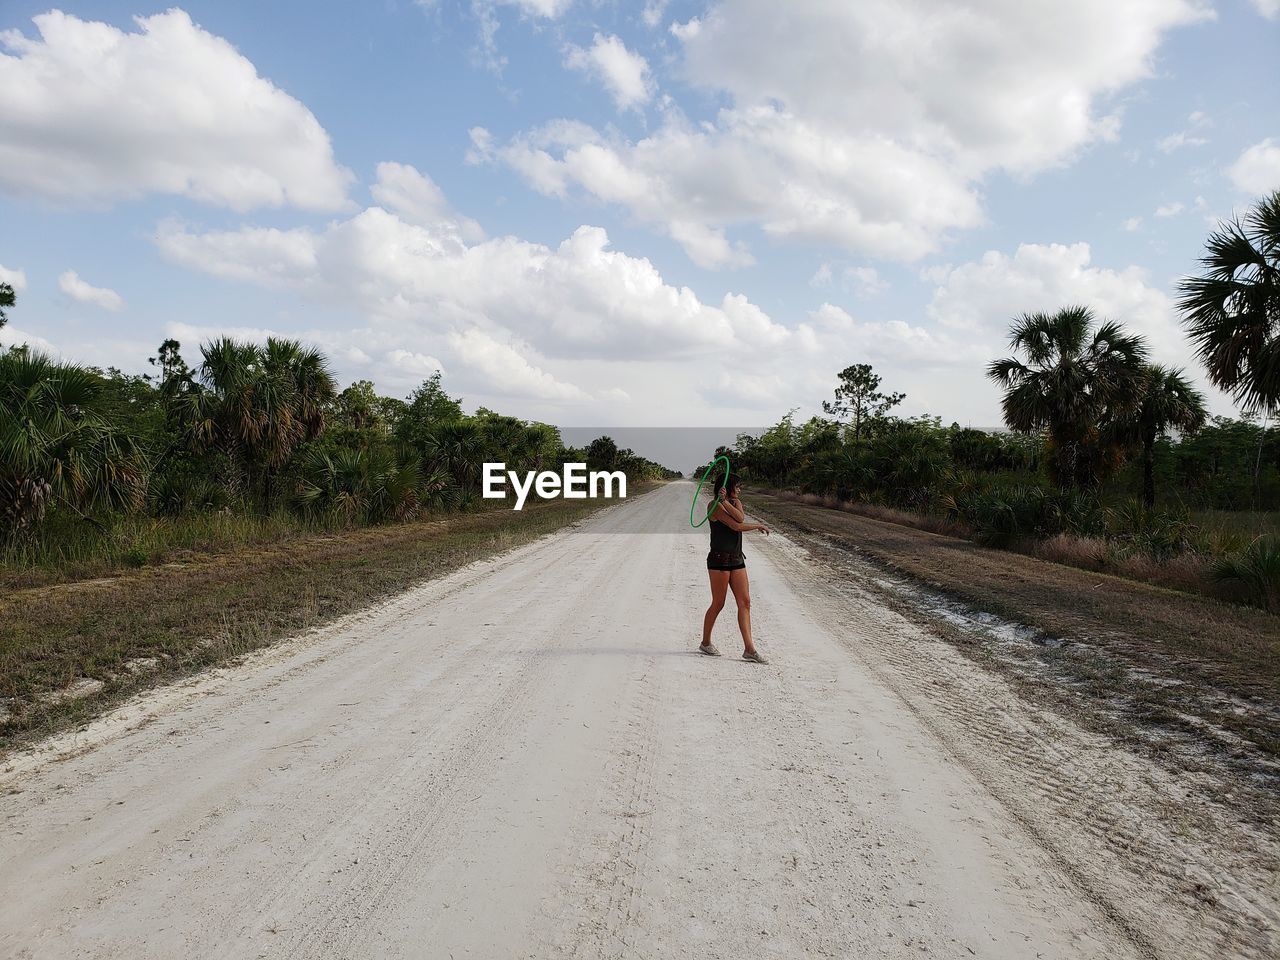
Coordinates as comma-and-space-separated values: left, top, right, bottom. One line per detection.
728, 497, 764, 531
716, 492, 745, 522
711, 500, 770, 534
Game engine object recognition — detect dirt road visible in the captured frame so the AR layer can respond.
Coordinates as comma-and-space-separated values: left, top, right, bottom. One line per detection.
2, 482, 1274, 959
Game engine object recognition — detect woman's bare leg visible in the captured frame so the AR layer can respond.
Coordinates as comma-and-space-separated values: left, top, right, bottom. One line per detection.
702, 570, 730, 647
728, 568, 756, 655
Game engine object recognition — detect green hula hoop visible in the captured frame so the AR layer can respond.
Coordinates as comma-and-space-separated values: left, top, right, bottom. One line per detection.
690, 455, 731, 528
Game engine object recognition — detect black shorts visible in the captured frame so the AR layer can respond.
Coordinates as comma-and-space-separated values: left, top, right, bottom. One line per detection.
707, 550, 746, 572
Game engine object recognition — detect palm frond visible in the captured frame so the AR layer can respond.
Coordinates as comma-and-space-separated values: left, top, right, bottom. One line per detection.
1178, 191, 1280, 411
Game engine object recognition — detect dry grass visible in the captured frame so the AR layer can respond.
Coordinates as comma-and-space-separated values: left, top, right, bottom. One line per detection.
775, 490, 970, 538
1033, 533, 1213, 596
768, 488, 1245, 605
752, 492, 1280, 775
753, 492, 1280, 697
0, 512, 327, 591
1113, 550, 1213, 595
0, 501, 535, 592
0, 488, 650, 750
1032, 533, 1110, 571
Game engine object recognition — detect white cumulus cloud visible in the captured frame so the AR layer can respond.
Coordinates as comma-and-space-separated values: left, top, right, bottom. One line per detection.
803, 303, 984, 369
385, 349, 446, 378
499, 0, 573, 16
449, 328, 586, 402
0, 325, 57, 354
909, 241, 1244, 420
495, 0, 1211, 268
642, 1, 671, 27
153, 172, 800, 405
564, 34, 653, 111
58, 271, 124, 311
0, 263, 26, 291
1227, 138, 1280, 195
156, 222, 319, 286
370, 162, 485, 242
497, 109, 982, 267
0, 9, 353, 211
926, 242, 1191, 369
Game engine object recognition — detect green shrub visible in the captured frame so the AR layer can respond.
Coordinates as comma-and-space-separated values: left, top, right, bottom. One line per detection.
1048, 489, 1108, 538
945, 484, 1043, 546
1106, 499, 1194, 559
945, 483, 1104, 547
1212, 537, 1280, 611
149, 471, 227, 517
293, 447, 460, 525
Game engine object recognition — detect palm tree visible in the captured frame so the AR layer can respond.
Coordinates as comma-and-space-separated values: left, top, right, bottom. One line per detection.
0, 349, 148, 535
269, 337, 333, 440
0, 281, 14, 328
181, 337, 336, 509
1121, 365, 1207, 507
987, 306, 1149, 488
1178, 191, 1280, 413
522, 423, 561, 472
423, 419, 484, 490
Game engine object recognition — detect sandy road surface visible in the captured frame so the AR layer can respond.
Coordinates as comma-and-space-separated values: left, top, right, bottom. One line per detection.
2, 482, 1273, 959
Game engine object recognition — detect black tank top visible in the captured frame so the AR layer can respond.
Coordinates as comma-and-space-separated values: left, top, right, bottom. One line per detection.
709, 516, 743, 556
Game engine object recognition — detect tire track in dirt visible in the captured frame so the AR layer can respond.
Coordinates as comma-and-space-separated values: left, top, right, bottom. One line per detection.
261, 532, 635, 956
557, 657, 663, 960
534, 530, 677, 960
15, 523, 598, 956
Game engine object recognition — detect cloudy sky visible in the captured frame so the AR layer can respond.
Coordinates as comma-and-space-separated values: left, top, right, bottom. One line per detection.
1, 1, 1277, 428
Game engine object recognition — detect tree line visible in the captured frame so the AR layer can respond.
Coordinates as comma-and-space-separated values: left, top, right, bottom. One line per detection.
0, 322, 677, 547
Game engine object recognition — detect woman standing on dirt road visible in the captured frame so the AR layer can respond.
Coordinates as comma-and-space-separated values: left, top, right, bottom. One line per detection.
700, 473, 771, 663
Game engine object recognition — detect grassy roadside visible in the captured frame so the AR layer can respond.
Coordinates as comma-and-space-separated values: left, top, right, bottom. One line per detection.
754, 492, 1280, 684
751, 491, 1280, 776
0, 487, 654, 750
1, 511, 339, 592
761, 489, 1280, 610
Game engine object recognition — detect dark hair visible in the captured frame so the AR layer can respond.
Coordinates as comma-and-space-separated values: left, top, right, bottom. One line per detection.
713, 472, 742, 498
